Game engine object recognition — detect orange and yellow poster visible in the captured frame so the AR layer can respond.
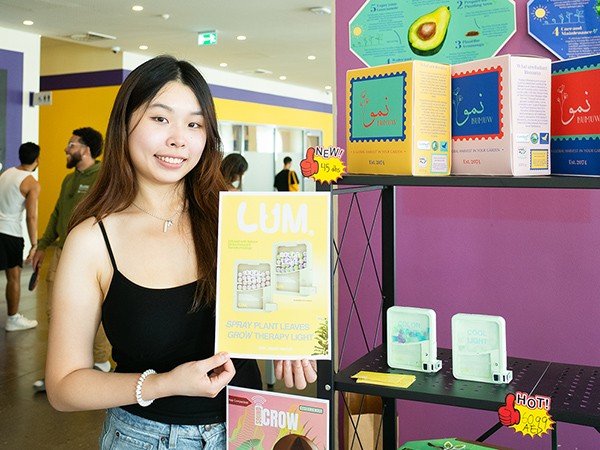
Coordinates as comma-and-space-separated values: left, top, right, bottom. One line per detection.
227, 386, 329, 450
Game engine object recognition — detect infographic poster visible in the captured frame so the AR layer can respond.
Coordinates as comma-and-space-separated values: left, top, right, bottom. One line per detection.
349, 0, 516, 67
215, 192, 331, 359
227, 386, 329, 450
528, 0, 600, 59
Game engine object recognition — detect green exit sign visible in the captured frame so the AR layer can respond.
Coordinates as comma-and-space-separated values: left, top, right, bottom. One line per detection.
198, 31, 217, 46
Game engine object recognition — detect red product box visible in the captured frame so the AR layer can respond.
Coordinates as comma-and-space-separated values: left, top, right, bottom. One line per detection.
551, 54, 600, 176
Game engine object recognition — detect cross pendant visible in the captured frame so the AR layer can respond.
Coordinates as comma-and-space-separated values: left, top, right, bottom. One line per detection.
163, 220, 173, 233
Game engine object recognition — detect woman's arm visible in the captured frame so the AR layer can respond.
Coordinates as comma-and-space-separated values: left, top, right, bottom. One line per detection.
45, 219, 235, 412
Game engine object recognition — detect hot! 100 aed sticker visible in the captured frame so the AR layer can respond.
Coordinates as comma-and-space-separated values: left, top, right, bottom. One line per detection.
498, 392, 555, 438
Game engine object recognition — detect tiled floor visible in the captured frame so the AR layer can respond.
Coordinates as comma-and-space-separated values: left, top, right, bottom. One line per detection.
0, 264, 313, 449
0, 265, 104, 448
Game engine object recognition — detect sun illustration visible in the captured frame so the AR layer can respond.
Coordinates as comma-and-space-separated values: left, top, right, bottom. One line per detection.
531, 5, 550, 21
353, 26, 363, 37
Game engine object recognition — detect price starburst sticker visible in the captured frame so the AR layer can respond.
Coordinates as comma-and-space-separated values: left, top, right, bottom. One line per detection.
498, 392, 554, 439
512, 404, 555, 438
300, 146, 347, 184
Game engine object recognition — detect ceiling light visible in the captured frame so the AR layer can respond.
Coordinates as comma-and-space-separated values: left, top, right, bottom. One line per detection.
23, 20, 34, 26
279, 76, 287, 81
307, 55, 317, 60
132, 5, 144, 12
139, 45, 148, 50
220, 63, 228, 67
236, 35, 247, 41
324, 85, 332, 90
309, 6, 331, 15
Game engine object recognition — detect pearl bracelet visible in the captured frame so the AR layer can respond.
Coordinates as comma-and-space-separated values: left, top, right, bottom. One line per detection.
135, 369, 156, 407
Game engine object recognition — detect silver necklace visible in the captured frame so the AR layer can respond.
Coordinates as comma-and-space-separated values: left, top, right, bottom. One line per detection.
131, 202, 182, 232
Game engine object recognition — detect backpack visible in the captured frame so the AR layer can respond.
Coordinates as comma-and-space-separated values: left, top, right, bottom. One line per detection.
288, 170, 300, 192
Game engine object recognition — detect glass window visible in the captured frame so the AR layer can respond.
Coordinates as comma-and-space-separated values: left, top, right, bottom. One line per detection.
304, 129, 322, 149
275, 127, 303, 154
218, 122, 243, 153
218, 121, 323, 192
245, 125, 275, 153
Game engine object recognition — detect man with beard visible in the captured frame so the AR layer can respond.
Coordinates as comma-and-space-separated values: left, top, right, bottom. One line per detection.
32, 127, 111, 391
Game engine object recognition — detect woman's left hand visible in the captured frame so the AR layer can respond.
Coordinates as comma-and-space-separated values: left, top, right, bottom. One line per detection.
274, 359, 317, 390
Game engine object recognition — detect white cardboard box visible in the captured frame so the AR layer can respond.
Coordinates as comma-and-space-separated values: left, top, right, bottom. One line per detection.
451, 55, 551, 176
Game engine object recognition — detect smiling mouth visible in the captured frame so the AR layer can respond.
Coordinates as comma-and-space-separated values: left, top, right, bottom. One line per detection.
156, 155, 185, 164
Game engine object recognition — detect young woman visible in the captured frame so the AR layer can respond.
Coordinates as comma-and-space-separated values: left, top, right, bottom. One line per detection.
220, 153, 248, 191
45, 55, 316, 449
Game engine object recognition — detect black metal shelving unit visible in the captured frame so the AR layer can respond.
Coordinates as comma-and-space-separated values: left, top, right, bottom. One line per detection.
337, 174, 600, 189
320, 174, 600, 450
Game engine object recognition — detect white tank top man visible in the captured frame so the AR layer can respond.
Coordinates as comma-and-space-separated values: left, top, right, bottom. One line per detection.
0, 142, 41, 331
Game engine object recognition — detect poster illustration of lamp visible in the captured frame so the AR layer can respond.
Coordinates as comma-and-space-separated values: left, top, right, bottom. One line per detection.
215, 192, 331, 359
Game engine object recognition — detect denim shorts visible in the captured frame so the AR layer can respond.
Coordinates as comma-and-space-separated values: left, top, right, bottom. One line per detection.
99, 407, 226, 450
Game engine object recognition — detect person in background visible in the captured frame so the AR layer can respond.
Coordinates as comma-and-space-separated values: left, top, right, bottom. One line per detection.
220, 153, 248, 191
31, 127, 111, 392
273, 156, 299, 191
45, 55, 316, 450
0, 142, 41, 331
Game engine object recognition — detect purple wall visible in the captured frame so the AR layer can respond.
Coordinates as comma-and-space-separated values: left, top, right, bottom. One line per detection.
335, 0, 600, 448
0, 49, 24, 170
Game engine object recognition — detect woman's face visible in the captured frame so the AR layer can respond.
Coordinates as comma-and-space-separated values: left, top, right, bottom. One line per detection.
128, 81, 207, 187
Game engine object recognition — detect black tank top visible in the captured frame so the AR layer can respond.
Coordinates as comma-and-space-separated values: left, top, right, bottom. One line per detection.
99, 221, 262, 425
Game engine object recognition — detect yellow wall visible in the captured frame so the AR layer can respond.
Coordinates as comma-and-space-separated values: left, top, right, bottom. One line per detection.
38, 86, 116, 234
215, 98, 333, 147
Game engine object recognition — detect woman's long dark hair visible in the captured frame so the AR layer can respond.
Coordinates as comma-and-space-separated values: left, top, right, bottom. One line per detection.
70, 55, 227, 310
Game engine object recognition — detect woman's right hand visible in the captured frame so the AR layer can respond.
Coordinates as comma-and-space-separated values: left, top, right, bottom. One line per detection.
156, 353, 235, 399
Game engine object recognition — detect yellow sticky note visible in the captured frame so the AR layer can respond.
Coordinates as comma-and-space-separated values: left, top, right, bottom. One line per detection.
355, 378, 416, 388
352, 371, 416, 388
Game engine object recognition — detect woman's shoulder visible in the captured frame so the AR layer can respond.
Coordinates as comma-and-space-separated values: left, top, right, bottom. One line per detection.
63, 217, 109, 257
68, 216, 102, 238
56, 216, 116, 302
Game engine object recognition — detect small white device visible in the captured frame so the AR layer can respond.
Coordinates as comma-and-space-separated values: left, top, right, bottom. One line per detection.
386, 306, 442, 373
451, 313, 513, 384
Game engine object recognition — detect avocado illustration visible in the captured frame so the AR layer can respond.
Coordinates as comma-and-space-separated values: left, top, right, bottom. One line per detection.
408, 6, 451, 56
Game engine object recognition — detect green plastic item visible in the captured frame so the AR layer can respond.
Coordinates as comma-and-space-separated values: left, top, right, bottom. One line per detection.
399, 437, 515, 450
